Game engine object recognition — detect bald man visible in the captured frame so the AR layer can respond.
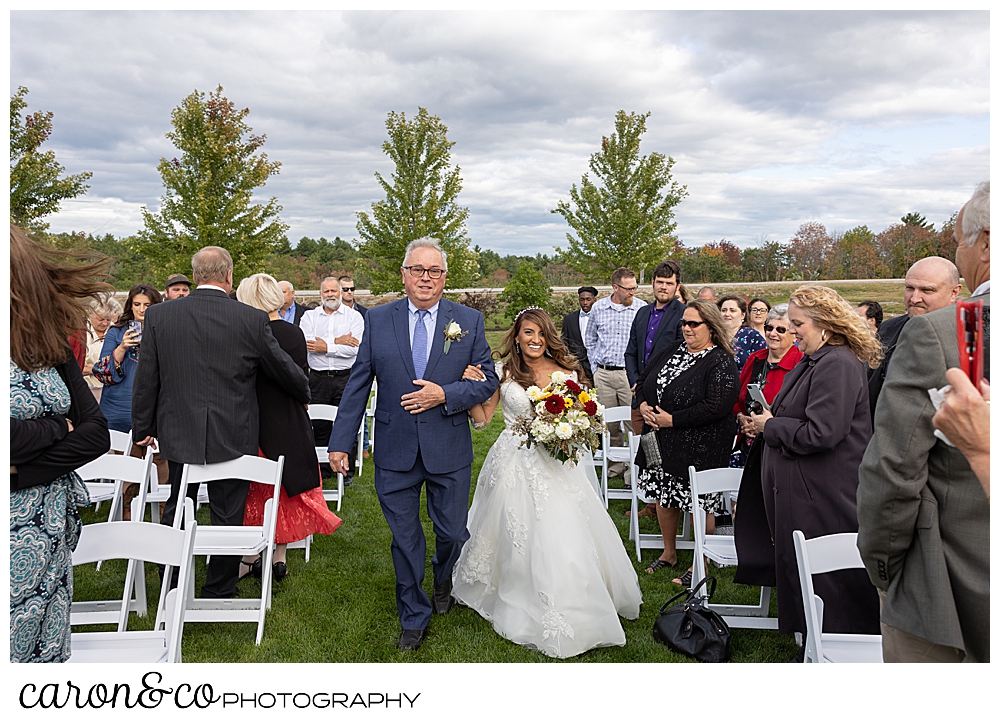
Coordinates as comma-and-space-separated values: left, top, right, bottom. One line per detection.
278, 280, 308, 325
868, 256, 962, 418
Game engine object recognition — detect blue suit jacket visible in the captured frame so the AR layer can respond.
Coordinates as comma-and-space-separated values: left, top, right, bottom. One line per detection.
328, 297, 498, 479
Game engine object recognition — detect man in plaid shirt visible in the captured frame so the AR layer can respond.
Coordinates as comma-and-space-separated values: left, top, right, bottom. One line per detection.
584, 267, 646, 479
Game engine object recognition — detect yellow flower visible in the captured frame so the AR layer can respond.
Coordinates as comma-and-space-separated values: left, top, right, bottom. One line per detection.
578, 391, 590, 404
564, 396, 574, 409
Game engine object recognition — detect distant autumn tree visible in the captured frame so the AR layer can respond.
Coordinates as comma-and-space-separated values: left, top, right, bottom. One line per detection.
552, 110, 687, 279
831, 225, 886, 279
133, 86, 287, 283
356, 108, 478, 293
10, 86, 92, 232
786, 222, 832, 280
876, 223, 938, 277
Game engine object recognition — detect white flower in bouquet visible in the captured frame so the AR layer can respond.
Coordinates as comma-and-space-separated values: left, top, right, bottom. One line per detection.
550, 370, 569, 384
525, 385, 543, 401
554, 421, 574, 439
531, 419, 555, 440
535, 401, 548, 415
573, 414, 590, 429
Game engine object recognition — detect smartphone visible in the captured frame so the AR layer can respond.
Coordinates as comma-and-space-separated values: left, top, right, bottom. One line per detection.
956, 299, 984, 386
747, 383, 770, 413
127, 320, 142, 342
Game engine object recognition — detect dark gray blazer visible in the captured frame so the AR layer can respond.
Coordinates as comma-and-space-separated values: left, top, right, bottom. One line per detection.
131, 287, 310, 465
858, 292, 990, 662
867, 312, 909, 419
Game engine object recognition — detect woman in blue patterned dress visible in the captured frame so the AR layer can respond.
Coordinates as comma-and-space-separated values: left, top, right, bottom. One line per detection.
718, 294, 766, 369
10, 226, 111, 662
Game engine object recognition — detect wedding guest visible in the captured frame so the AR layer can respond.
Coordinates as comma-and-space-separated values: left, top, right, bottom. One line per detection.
84, 293, 122, 401
747, 298, 771, 336
277, 280, 308, 325
235, 274, 342, 582
633, 299, 739, 581
561, 285, 598, 384
718, 294, 765, 368
697, 286, 717, 302
163, 273, 191, 300
10, 225, 111, 662
730, 304, 802, 468
856, 301, 883, 332
736, 285, 882, 659
338, 274, 367, 319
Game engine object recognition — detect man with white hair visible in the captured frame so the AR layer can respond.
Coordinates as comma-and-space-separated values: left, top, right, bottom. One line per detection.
277, 280, 307, 325
867, 256, 963, 418
300, 276, 365, 479
858, 181, 990, 663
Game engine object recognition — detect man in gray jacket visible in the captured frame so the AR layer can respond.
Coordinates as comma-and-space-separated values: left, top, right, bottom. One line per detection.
857, 182, 990, 663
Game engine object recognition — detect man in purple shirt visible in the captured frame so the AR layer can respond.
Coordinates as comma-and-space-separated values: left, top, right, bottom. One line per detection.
625, 259, 685, 402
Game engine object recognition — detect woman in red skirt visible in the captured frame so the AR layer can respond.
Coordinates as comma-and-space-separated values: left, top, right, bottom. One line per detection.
236, 274, 342, 581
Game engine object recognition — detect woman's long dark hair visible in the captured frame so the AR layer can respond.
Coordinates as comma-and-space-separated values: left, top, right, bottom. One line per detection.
495, 307, 589, 388
114, 284, 163, 328
717, 294, 749, 327
10, 225, 113, 372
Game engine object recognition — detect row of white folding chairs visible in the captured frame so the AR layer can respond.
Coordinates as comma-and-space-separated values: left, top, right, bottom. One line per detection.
82, 429, 133, 515
70, 499, 197, 663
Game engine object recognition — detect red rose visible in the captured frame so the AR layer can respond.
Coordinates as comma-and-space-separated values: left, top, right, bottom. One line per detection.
565, 379, 581, 394
584, 400, 598, 416
545, 395, 565, 414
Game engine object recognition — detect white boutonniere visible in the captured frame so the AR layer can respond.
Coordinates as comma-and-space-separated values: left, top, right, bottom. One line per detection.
443, 319, 468, 354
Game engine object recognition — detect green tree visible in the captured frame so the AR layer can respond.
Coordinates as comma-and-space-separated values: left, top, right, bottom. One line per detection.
10, 86, 92, 231
552, 110, 687, 278
831, 226, 886, 279
498, 262, 552, 322
901, 212, 933, 231
132, 86, 287, 283
356, 108, 478, 293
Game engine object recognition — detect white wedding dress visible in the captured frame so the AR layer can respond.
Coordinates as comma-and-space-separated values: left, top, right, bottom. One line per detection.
452, 375, 642, 658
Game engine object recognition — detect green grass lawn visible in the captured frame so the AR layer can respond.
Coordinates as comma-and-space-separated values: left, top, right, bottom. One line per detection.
73, 413, 798, 663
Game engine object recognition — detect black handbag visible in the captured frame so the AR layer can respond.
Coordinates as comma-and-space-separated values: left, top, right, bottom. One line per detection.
652, 576, 732, 662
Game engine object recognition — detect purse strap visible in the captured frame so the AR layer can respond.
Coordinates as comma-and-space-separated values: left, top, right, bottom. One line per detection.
657, 575, 717, 614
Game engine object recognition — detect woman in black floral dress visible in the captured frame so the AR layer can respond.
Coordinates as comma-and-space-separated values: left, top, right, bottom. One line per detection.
633, 299, 739, 583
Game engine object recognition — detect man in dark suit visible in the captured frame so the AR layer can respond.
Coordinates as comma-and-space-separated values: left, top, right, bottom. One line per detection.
561, 286, 597, 383
338, 274, 367, 319
132, 247, 310, 599
625, 260, 685, 398
328, 237, 498, 651
859, 181, 990, 663
278, 280, 308, 325
867, 256, 962, 419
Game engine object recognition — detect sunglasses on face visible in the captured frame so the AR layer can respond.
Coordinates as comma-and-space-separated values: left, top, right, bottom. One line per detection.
340, 287, 355, 292
764, 324, 788, 334
680, 320, 706, 328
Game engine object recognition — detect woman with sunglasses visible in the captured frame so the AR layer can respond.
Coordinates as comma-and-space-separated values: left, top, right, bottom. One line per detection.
633, 299, 739, 582
730, 304, 802, 468
747, 297, 771, 336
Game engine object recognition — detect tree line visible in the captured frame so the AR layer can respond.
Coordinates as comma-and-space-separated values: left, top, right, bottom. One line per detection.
12, 85, 953, 294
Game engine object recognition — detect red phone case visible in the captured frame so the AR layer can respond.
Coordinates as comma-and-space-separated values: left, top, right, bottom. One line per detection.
956, 299, 984, 386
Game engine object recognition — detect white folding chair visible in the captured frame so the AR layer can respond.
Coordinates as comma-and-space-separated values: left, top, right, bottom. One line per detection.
365, 378, 379, 457
73, 447, 155, 625
84, 429, 133, 512
141, 440, 172, 524
307, 404, 345, 512
627, 433, 693, 560
69, 500, 197, 663
793, 530, 883, 663
175, 455, 284, 645
689, 465, 778, 630
599, 406, 635, 507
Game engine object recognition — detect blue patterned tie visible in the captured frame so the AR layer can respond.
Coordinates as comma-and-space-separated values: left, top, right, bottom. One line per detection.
412, 309, 429, 379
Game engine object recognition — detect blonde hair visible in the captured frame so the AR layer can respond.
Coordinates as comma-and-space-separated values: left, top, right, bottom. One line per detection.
236, 273, 284, 313
788, 285, 884, 369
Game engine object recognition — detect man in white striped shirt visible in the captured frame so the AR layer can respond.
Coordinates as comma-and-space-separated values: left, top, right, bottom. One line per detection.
584, 267, 646, 479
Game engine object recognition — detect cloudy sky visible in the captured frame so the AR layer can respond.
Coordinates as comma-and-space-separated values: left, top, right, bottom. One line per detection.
10, 9, 990, 256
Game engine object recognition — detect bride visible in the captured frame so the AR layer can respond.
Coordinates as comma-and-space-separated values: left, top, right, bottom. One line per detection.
452, 307, 642, 658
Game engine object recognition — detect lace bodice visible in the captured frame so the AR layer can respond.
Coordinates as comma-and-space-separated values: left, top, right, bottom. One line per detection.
500, 381, 534, 426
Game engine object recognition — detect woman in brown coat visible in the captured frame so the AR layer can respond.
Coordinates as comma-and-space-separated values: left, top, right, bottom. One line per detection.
734, 286, 883, 647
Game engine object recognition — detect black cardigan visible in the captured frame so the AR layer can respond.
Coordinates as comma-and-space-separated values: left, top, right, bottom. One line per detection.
634, 342, 739, 481
11, 358, 111, 491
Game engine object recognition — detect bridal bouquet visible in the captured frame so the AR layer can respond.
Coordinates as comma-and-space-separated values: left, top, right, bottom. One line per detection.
510, 371, 605, 465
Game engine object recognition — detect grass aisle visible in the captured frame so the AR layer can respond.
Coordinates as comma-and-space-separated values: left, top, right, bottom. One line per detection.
75, 412, 798, 663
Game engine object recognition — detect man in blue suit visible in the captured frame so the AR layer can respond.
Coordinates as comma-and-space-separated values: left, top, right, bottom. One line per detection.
328, 237, 498, 651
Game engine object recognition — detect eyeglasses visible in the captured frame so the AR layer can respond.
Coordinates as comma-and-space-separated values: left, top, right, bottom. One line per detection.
402, 266, 446, 279
750, 307, 769, 314
764, 324, 788, 334
615, 284, 638, 293
680, 320, 706, 328
340, 287, 355, 292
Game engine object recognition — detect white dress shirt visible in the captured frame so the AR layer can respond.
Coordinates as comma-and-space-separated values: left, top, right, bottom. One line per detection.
578, 310, 592, 359
300, 303, 365, 371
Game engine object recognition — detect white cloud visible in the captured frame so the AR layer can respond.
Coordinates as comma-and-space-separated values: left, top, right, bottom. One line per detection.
10, 9, 989, 253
